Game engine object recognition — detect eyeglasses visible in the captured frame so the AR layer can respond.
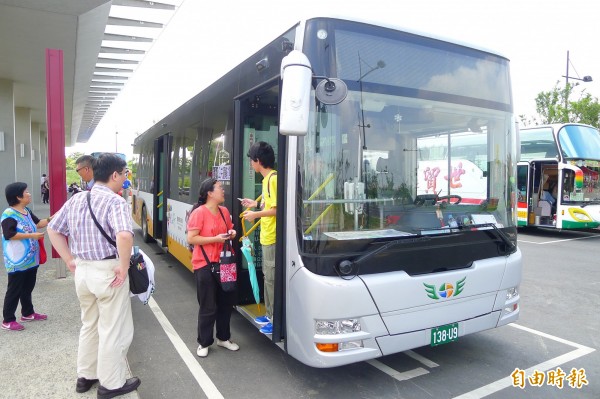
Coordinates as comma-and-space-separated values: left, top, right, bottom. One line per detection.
75, 166, 88, 173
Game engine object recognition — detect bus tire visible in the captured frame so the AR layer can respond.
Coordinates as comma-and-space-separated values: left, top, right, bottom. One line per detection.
141, 206, 152, 243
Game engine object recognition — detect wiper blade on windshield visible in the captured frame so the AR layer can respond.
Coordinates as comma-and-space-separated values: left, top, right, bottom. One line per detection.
346, 223, 515, 271
581, 200, 600, 208
469, 223, 516, 253
351, 236, 431, 268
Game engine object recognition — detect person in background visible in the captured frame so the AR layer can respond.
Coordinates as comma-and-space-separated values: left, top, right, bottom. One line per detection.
187, 178, 239, 358
241, 141, 277, 335
48, 154, 140, 398
68, 182, 82, 197
121, 170, 131, 202
75, 155, 95, 190
541, 183, 557, 206
40, 174, 48, 202
2, 182, 51, 331
41, 174, 50, 204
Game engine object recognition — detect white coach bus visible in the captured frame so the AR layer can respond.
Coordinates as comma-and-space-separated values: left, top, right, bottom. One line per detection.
132, 16, 521, 367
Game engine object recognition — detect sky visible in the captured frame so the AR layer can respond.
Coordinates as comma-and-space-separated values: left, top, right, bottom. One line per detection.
70, 0, 600, 160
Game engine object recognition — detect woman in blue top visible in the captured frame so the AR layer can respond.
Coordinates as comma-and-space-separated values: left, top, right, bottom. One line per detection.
1, 182, 51, 331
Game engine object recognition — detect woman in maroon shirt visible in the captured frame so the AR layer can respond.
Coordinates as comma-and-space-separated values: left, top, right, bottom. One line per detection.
187, 178, 239, 358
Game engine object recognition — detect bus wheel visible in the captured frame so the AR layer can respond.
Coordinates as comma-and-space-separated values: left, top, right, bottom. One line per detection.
141, 206, 151, 243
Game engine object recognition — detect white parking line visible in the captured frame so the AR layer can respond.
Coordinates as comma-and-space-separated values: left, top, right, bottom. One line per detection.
367, 360, 429, 381
453, 323, 596, 399
405, 350, 439, 368
148, 297, 224, 399
519, 235, 600, 245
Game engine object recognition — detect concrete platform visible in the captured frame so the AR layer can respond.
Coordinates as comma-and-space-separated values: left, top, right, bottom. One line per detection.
0, 202, 138, 399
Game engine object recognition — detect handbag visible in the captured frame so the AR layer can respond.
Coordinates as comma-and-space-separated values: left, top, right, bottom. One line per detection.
198, 207, 237, 292
86, 192, 150, 294
128, 251, 150, 295
38, 237, 47, 265
200, 240, 237, 292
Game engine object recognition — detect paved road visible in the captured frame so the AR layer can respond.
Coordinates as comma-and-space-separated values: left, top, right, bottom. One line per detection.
129, 227, 599, 399
2, 213, 597, 398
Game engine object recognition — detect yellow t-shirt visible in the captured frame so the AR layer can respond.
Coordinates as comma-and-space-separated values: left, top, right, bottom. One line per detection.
260, 170, 277, 245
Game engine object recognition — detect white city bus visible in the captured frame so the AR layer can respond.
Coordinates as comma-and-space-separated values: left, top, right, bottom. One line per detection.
517, 123, 600, 229
132, 16, 521, 367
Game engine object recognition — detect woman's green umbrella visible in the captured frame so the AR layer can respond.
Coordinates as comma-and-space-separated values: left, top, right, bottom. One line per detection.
241, 237, 260, 305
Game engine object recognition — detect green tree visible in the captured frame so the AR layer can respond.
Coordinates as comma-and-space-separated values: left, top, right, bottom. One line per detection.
66, 152, 85, 170
522, 82, 600, 128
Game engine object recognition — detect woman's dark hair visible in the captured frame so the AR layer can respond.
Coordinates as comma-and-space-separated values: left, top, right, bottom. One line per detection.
93, 153, 127, 182
191, 178, 218, 211
5, 182, 28, 206
247, 141, 275, 169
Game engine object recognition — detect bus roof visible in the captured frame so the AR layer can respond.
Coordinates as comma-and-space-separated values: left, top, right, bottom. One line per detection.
293, 13, 510, 60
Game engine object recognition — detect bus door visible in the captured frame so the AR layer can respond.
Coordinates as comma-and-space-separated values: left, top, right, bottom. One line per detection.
153, 134, 172, 246
234, 83, 281, 337
516, 162, 530, 226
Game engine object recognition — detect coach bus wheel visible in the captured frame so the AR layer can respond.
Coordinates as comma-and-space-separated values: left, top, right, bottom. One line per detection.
141, 206, 151, 243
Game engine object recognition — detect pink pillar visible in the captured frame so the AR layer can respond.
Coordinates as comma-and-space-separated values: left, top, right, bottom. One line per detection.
45, 48, 67, 260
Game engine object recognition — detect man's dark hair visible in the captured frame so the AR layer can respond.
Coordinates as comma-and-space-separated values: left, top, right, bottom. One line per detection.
5, 182, 28, 206
75, 155, 95, 166
247, 141, 275, 169
93, 153, 127, 183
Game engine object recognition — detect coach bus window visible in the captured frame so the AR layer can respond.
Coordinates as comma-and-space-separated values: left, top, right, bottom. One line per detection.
169, 134, 194, 202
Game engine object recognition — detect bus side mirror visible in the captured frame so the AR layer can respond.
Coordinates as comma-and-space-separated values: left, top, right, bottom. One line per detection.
279, 50, 312, 136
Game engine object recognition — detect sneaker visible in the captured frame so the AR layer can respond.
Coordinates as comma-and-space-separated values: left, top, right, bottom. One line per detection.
254, 315, 270, 325
1, 321, 25, 331
197, 345, 208, 357
21, 312, 47, 322
260, 323, 273, 335
216, 339, 239, 351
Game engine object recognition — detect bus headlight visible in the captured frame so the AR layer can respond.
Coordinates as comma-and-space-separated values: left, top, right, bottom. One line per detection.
315, 319, 361, 335
503, 286, 519, 315
506, 286, 518, 300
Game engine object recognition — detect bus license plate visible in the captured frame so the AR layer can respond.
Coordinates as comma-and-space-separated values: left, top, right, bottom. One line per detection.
430, 323, 459, 346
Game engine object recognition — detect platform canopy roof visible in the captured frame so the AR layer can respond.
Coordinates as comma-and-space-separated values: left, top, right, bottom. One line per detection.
0, 0, 176, 145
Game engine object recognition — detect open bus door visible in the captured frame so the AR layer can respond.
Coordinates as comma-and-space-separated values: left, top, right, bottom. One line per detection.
153, 134, 172, 246
234, 83, 284, 342
517, 160, 559, 227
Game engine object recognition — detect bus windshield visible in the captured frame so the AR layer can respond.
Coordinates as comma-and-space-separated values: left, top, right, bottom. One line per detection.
298, 19, 516, 249
558, 124, 600, 160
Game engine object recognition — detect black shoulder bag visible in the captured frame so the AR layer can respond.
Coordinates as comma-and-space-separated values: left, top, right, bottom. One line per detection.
198, 207, 237, 292
86, 192, 149, 294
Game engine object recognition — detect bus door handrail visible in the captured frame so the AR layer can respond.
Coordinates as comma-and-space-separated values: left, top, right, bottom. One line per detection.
303, 198, 395, 231
305, 173, 334, 204
303, 173, 335, 235
239, 195, 262, 241
156, 190, 164, 209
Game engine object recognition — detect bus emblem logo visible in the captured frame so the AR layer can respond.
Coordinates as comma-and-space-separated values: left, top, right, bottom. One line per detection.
424, 277, 466, 300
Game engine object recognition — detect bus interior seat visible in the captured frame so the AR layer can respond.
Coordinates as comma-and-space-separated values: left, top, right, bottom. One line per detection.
538, 200, 552, 216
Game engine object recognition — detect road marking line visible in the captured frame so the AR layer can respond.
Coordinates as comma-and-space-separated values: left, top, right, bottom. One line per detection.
519, 235, 600, 245
148, 297, 224, 399
453, 324, 596, 399
367, 360, 429, 381
405, 350, 439, 368
509, 323, 594, 349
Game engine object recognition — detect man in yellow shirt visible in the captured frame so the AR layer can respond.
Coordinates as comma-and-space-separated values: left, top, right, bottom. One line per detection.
241, 141, 277, 335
